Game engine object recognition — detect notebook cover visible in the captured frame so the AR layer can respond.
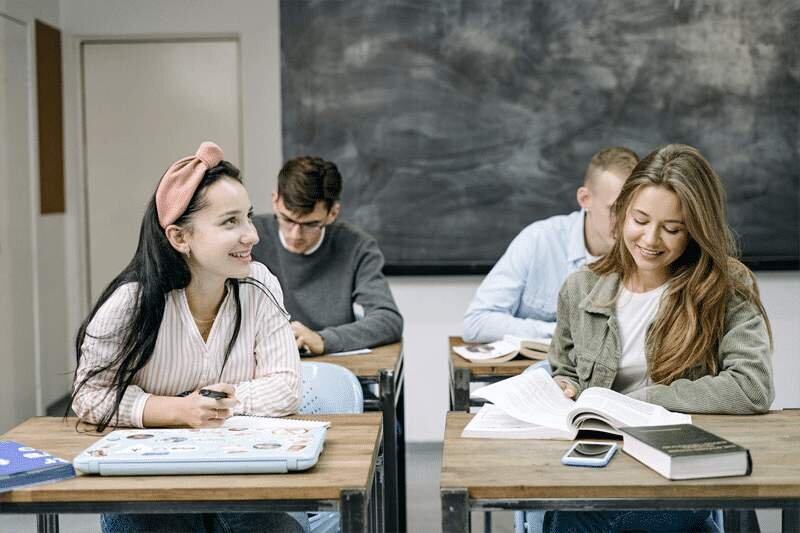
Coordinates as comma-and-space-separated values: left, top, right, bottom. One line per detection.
0, 440, 76, 492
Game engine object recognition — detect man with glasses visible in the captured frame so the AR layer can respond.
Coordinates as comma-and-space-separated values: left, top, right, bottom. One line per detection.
251, 156, 403, 355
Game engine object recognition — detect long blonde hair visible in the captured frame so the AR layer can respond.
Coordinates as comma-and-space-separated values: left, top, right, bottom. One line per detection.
591, 144, 771, 384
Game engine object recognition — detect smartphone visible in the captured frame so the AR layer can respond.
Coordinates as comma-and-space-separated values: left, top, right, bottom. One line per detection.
561, 440, 618, 467
199, 389, 229, 400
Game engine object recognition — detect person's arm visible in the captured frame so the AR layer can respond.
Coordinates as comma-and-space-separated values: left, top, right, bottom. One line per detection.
463, 227, 556, 343
317, 238, 403, 353
548, 281, 580, 398
629, 288, 774, 414
72, 285, 152, 428
234, 273, 301, 417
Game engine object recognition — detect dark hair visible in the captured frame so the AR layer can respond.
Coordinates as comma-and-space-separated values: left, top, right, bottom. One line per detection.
70, 160, 286, 430
277, 156, 342, 214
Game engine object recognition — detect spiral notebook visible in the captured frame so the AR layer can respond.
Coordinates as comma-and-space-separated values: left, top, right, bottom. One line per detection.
73, 416, 329, 476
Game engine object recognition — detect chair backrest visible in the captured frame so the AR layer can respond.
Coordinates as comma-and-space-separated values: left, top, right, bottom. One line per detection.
299, 362, 364, 415
523, 359, 552, 376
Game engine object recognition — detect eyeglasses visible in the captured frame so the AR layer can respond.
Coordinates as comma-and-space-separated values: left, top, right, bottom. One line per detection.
273, 213, 326, 234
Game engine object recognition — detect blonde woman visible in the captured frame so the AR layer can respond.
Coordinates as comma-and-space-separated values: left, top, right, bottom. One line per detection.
546, 144, 773, 532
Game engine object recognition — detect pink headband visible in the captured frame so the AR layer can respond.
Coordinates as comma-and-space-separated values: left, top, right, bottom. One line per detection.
155, 141, 224, 228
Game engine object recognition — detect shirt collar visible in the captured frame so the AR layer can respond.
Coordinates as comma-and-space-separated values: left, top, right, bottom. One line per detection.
568, 209, 589, 264
278, 226, 327, 256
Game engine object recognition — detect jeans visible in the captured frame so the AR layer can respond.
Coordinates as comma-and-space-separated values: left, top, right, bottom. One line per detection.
543, 509, 712, 532
101, 511, 310, 533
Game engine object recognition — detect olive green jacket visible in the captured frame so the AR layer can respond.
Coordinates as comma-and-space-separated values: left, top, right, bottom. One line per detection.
548, 267, 774, 414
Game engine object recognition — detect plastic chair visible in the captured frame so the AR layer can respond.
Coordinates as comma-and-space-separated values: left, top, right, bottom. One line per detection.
515, 359, 724, 533
299, 362, 364, 533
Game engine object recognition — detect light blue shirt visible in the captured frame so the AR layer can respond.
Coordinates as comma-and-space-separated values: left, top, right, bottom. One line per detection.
463, 210, 588, 343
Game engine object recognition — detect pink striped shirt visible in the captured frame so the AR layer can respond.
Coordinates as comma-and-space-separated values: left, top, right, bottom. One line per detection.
73, 262, 301, 427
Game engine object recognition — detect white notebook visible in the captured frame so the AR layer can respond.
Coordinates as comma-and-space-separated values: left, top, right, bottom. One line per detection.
74, 416, 329, 476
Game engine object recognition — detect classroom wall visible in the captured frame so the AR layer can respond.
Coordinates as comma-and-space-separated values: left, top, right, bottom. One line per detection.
48, 1, 800, 443
0, 0, 65, 430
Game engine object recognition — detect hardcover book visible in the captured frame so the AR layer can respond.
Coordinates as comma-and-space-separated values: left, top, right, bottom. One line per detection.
0, 440, 75, 492
619, 424, 752, 480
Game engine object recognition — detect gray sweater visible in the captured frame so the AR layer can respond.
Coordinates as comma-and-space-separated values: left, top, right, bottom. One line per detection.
251, 215, 403, 353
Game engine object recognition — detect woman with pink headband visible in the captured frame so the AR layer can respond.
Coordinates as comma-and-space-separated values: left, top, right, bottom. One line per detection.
70, 142, 307, 532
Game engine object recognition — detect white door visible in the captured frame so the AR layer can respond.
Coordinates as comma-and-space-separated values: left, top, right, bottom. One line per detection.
0, 14, 37, 433
83, 39, 241, 300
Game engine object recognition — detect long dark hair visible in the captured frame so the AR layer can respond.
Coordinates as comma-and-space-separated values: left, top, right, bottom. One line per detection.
71, 161, 287, 430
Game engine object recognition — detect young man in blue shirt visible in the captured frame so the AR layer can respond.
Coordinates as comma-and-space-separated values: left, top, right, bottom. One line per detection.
463, 147, 639, 343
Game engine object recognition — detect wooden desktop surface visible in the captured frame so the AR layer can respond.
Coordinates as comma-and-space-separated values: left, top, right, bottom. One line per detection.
0, 414, 382, 503
441, 411, 800, 500
310, 342, 402, 378
449, 336, 540, 377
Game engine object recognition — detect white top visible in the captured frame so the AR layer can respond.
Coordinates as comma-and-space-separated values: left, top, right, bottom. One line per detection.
278, 226, 326, 255
73, 262, 301, 428
613, 283, 667, 395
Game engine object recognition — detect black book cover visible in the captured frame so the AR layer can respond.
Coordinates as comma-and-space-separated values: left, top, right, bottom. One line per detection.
620, 424, 751, 470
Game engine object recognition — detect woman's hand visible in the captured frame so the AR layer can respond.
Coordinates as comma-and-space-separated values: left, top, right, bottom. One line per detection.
557, 379, 577, 399
180, 383, 238, 427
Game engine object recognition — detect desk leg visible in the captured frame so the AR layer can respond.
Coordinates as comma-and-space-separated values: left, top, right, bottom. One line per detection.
451, 367, 471, 411
381, 368, 401, 532
36, 513, 59, 533
396, 370, 407, 533
441, 488, 470, 533
341, 489, 368, 533
783, 508, 800, 533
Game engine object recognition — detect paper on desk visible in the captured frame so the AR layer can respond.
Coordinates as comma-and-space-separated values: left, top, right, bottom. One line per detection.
326, 348, 372, 357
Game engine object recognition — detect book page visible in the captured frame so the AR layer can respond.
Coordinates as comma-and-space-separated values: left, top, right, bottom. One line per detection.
452, 340, 517, 362
570, 387, 691, 429
462, 404, 574, 440
471, 368, 574, 432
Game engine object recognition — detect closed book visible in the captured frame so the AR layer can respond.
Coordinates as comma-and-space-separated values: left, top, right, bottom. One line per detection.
619, 424, 751, 480
0, 440, 76, 492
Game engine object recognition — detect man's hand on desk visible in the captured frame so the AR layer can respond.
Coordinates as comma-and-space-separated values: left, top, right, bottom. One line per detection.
291, 321, 325, 355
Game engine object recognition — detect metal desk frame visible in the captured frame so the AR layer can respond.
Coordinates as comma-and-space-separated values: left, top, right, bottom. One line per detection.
441, 491, 800, 533
360, 351, 406, 533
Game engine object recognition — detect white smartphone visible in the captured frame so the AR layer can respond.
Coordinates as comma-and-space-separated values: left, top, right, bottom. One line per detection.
561, 440, 618, 467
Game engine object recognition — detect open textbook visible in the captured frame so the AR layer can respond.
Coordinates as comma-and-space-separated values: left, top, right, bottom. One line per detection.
462, 368, 691, 440
452, 335, 551, 364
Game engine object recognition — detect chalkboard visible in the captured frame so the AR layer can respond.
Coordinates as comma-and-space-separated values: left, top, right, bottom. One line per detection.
281, 0, 799, 273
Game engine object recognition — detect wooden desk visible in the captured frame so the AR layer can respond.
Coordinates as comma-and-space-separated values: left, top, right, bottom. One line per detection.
0, 414, 383, 533
311, 342, 405, 533
449, 336, 540, 411
440, 411, 800, 533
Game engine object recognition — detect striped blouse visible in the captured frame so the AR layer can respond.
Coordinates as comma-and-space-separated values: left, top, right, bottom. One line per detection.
72, 262, 301, 428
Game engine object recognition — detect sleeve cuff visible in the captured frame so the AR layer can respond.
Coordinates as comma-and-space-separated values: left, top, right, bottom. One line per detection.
132, 393, 151, 428
319, 329, 343, 354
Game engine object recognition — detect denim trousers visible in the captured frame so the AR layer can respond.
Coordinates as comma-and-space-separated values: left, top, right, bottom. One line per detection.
100, 511, 310, 533
543, 509, 712, 532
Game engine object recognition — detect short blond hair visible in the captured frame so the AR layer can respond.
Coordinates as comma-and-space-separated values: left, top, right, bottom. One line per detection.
584, 146, 639, 186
